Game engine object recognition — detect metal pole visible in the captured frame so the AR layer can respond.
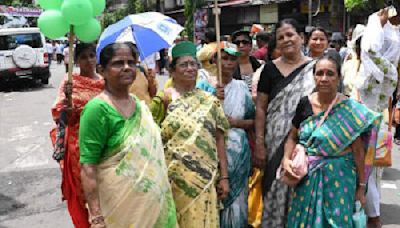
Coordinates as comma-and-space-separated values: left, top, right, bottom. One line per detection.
213, 0, 222, 84
308, 0, 312, 26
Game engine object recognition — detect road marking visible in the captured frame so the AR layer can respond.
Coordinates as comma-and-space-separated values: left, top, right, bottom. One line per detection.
7, 125, 33, 142
381, 183, 398, 189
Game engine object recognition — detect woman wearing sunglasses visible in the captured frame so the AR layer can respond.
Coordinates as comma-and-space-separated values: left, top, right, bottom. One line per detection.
231, 30, 261, 93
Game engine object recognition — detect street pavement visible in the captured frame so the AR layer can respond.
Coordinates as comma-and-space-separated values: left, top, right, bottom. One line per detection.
0, 63, 399, 227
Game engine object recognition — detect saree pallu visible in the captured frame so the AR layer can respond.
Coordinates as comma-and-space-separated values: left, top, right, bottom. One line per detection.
50, 75, 104, 228
262, 62, 315, 228
96, 101, 177, 228
161, 89, 230, 228
220, 80, 254, 228
288, 99, 381, 228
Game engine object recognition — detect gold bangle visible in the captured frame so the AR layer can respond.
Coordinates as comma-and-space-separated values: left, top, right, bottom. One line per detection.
218, 176, 229, 181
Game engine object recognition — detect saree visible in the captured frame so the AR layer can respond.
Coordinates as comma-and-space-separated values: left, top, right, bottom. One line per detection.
50, 74, 104, 228
79, 97, 177, 228
261, 61, 315, 228
219, 80, 255, 228
288, 99, 381, 227
161, 89, 230, 228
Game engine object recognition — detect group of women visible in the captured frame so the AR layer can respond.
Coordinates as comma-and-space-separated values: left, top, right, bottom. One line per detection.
50, 11, 394, 228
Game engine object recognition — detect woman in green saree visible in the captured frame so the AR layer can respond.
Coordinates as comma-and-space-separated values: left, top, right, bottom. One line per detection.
79, 42, 176, 228
283, 54, 382, 227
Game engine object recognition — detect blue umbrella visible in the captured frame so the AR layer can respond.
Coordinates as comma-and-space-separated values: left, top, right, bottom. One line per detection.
96, 12, 184, 61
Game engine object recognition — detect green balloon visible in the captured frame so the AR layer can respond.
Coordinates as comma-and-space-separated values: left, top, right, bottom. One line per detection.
61, 0, 93, 25
90, 0, 106, 17
75, 18, 101, 42
38, 10, 69, 39
38, 0, 63, 10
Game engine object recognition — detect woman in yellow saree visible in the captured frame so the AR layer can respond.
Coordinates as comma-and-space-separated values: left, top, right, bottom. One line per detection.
151, 41, 230, 228
79, 42, 176, 228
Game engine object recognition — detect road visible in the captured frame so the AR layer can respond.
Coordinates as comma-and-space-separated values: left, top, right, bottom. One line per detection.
0, 64, 399, 227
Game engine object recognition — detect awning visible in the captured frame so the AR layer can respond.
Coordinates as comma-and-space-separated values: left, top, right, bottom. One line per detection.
0, 5, 43, 17
165, 0, 251, 15
208, 0, 250, 7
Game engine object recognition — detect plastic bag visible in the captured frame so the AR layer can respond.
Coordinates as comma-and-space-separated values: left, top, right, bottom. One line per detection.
353, 201, 367, 228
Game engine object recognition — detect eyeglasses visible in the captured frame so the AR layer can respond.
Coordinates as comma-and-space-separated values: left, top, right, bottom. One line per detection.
177, 61, 198, 69
233, 40, 251, 45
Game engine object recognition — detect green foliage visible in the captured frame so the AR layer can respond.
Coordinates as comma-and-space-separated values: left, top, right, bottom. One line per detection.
345, 0, 385, 12
345, 0, 367, 11
4, 0, 34, 7
102, 8, 126, 28
102, 0, 144, 28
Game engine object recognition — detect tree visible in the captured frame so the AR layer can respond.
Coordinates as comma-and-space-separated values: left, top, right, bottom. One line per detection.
345, 0, 385, 12
102, 0, 144, 28
4, 0, 34, 7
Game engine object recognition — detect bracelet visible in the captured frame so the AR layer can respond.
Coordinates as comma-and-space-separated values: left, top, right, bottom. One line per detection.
90, 215, 105, 225
218, 176, 229, 181
358, 183, 367, 188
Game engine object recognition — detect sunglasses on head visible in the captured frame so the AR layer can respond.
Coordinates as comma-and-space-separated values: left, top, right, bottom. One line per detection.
233, 40, 251, 45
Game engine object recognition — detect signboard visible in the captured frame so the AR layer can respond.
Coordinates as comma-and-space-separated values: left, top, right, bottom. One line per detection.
0, 5, 43, 17
194, 9, 208, 43
260, 3, 278, 24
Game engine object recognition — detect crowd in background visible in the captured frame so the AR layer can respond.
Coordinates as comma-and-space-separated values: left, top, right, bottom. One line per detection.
49, 4, 400, 228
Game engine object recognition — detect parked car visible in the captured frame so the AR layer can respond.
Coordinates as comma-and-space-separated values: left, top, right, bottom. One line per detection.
0, 27, 50, 85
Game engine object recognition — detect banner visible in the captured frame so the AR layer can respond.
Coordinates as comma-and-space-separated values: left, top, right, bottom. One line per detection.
0, 5, 43, 17
194, 9, 208, 43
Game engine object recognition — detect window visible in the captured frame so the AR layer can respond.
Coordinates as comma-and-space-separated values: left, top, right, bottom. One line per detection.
0, 33, 43, 50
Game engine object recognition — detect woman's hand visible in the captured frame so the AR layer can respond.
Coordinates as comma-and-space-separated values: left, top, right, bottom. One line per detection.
162, 89, 174, 110
254, 142, 267, 169
378, 8, 389, 27
147, 69, 157, 97
355, 186, 366, 208
216, 83, 225, 100
228, 117, 237, 128
147, 69, 156, 81
63, 81, 73, 98
217, 179, 230, 200
63, 81, 73, 116
282, 157, 300, 179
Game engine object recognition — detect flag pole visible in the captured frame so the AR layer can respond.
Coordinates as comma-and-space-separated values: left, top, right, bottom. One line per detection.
66, 25, 75, 109
213, 0, 222, 84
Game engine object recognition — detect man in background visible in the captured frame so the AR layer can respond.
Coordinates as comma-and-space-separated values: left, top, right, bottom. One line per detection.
252, 32, 269, 61
197, 30, 218, 76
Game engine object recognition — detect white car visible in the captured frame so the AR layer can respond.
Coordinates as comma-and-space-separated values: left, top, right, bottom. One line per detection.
0, 27, 50, 85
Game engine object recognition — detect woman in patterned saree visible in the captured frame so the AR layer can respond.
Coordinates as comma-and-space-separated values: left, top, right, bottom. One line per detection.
50, 43, 104, 228
79, 42, 176, 228
200, 42, 255, 227
254, 19, 316, 227
152, 41, 230, 228
285, 54, 381, 227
